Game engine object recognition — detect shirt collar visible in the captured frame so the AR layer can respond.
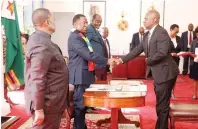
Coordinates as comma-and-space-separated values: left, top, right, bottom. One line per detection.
35, 29, 51, 38
149, 24, 158, 35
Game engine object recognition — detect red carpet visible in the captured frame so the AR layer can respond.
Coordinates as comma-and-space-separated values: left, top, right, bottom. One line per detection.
6, 75, 198, 129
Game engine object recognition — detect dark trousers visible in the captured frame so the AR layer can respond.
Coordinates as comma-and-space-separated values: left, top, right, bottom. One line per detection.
154, 77, 177, 129
95, 67, 108, 81
73, 84, 89, 129
30, 112, 63, 129
183, 48, 190, 74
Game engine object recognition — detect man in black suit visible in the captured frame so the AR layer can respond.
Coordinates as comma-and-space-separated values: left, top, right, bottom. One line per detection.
68, 14, 113, 129
98, 27, 111, 80
130, 27, 145, 51
115, 10, 179, 129
181, 23, 196, 75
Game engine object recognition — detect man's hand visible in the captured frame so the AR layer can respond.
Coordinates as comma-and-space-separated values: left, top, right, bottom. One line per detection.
108, 58, 116, 67
33, 109, 45, 126
194, 56, 198, 63
114, 58, 122, 65
171, 53, 177, 57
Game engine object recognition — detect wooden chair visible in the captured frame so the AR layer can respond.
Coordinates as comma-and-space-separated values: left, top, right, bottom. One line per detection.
169, 103, 198, 129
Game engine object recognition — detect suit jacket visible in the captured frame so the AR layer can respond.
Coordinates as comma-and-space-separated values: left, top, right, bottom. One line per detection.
68, 30, 108, 85
170, 36, 182, 53
86, 24, 107, 68
105, 38, 111, 58
122, 25, 179, 83
130, 32, 143, 51
190, 39, 198, 66
181, 31, 196, 51
24, 29, 69, 114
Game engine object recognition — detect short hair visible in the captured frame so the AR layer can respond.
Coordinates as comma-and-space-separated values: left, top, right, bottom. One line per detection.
195, 26, 198, 34
170, 24, 179, 30
21, 34, 29, 41
147, 10, 160, 22
92, 14, 101, 21
72, 14, 85, 25
32, 8, 51, 26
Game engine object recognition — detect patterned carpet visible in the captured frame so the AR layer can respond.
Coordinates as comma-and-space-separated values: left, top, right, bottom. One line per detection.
19, 114, 140, 129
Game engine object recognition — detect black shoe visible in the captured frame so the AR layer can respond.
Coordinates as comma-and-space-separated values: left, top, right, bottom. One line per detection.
182, 71, 188, 75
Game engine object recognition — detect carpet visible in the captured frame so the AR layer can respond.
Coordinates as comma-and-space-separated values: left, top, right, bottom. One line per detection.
19, 114, 140, 129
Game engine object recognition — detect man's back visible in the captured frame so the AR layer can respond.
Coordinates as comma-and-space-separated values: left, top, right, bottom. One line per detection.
25, 30, 69, 114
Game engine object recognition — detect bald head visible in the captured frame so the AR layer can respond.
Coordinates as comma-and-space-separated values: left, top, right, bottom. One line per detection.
32, 8, 51, 26
143, 10, 160, 30
100, 27, 109, 38
139, 27, 144, 35
92, 14, 102, 29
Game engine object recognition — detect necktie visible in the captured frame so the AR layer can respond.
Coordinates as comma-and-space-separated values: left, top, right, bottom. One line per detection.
103, 39, 109, 58
147, 32, 151, 57
189, 31, 192, 45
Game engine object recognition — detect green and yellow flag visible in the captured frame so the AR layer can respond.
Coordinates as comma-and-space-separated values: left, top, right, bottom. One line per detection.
1, 0, 24, 90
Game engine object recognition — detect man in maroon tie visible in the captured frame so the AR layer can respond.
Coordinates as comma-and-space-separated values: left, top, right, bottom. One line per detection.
181, 23, 196, 75
99, 27, 111, 80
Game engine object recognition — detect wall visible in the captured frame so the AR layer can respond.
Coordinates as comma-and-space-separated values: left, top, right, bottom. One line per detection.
43, 0, 198, 54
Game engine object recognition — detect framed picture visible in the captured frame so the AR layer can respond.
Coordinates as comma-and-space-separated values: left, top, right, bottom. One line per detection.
140, 0, 165, 27
83, 0, 106, 27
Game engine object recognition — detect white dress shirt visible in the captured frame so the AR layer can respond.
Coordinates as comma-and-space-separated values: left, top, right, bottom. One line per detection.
188, 31, 194, 48
102, 37, 110, 59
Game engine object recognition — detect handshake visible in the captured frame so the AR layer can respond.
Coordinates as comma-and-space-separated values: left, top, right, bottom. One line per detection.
107, 58, 122, 67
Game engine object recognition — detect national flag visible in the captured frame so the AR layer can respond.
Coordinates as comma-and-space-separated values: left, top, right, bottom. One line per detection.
1, 0, 24, 90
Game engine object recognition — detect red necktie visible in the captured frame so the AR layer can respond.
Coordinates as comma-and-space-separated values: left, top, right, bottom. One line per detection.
189, 32, 192, 44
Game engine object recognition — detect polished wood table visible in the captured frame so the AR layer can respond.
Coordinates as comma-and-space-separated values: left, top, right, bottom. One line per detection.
84, 84, 146, 129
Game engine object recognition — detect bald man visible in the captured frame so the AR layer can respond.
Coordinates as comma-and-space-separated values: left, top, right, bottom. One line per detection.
24, 8, 69, 129
115, 10, 179, 129
130, 27, 145, 51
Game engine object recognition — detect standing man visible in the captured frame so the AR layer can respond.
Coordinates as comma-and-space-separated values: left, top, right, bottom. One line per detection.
24, 8, 69, 129
98, 27, 111, 80
181, 23, 196, 75
86, 14, 108, 81
115, 10, 179, 129
130, 27, 145, 51
68, 14, 112, 129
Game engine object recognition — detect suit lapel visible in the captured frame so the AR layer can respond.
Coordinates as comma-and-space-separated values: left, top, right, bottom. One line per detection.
144, 32, 149, 57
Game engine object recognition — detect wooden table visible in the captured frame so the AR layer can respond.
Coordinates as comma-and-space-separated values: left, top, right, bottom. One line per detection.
84, 84, 146, 129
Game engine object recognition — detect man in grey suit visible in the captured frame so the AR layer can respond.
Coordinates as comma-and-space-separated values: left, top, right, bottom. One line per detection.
24, 8, 69, 129
115, 10, 179, 129
68, 14, 112, 129
86, 14, 109, 81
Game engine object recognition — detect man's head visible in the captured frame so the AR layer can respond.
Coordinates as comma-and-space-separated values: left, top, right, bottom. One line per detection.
32, 8, 55, 34
100, 27, 109, 39
92, 14, 102, 29
194, 26, 198, 38
73, 14, 88, 33
188, 23, 194, 31
139, 27, 144, 35
170, 24, 179, 37
143, 10, 160, 30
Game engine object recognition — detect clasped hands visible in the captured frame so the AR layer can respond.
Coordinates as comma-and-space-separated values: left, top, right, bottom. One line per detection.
108, 58, 122, 67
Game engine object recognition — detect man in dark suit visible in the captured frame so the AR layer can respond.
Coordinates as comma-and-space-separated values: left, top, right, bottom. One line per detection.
24, 8, 69, 129
86, 14, 109, 81
68, 14, 112, 129
181, 23, 196, 75
97, 27, 111, 80
130, 27, 145, 51
115, 10, 179, 129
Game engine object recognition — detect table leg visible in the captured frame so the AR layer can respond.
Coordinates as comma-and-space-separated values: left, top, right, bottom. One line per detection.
96, 108, 140, 129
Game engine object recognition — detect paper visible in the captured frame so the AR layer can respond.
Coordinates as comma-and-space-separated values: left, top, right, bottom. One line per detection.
177, 51, 192, 56
194, 48, 198, 62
